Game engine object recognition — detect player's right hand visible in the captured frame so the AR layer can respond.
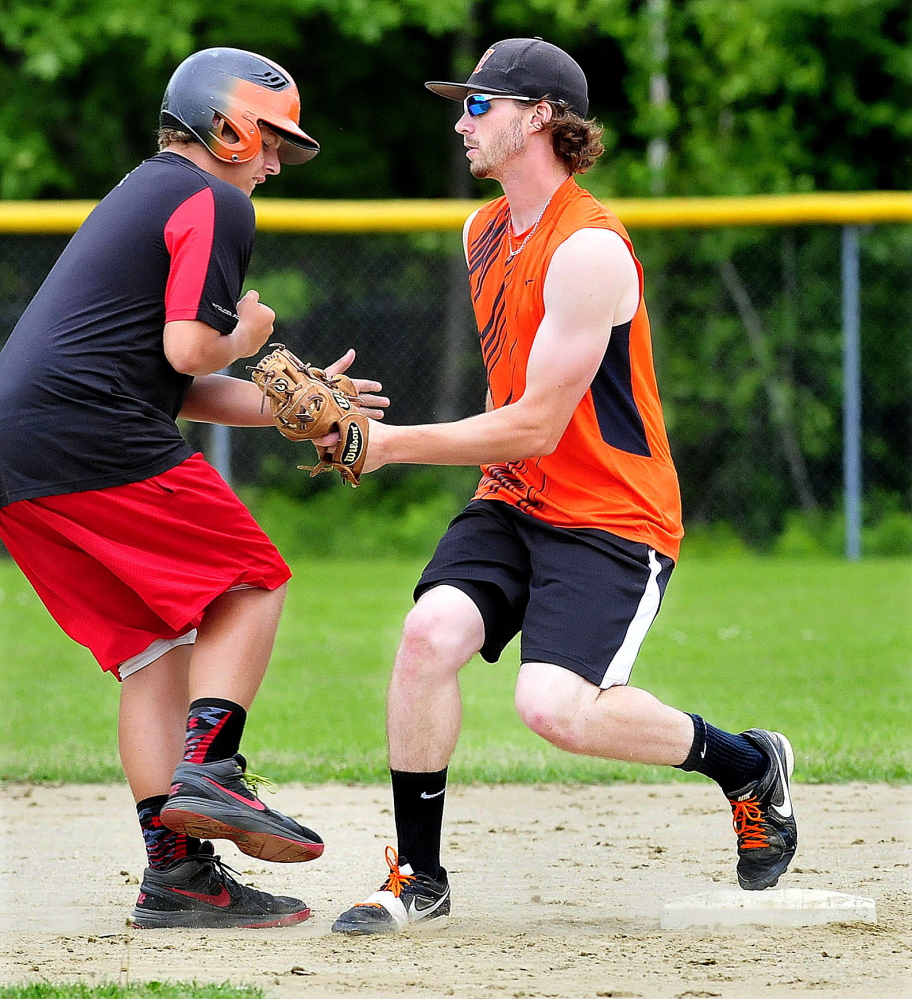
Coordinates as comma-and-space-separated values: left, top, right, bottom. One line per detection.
324, 348, 389, 420
236, 289, 276, 356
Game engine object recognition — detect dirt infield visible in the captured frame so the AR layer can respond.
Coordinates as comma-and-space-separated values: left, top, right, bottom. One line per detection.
1, 782, 909, 999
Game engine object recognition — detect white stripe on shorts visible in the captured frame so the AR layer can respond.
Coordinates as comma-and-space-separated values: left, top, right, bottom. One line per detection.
118, 586, 250, 680
118, 630, 197, 680
599, 548, 663, 689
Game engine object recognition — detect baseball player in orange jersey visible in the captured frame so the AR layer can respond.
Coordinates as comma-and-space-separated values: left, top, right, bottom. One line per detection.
331, 38, 797, 934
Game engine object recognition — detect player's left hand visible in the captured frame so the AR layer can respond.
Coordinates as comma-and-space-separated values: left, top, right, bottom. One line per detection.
324, 349, 389, 420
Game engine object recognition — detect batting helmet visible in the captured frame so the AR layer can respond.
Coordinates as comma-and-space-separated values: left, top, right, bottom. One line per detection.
160, 47, 320, 165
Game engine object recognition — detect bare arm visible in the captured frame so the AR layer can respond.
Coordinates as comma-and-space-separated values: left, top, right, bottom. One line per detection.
363, 228, 639, 469
179, 349, 389, 425
179, 373, 274, 425
164, 290, 275, 376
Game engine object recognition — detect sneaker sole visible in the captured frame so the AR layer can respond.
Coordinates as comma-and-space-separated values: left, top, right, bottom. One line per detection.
161, 805, 324, 863
738, 851, 797, 891
331, 913, 450, 935
128, 906, 311, 929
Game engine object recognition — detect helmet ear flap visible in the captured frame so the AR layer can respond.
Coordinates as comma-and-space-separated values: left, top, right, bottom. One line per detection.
211, 111, 259, 163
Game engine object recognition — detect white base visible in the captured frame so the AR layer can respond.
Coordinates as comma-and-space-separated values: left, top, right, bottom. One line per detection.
660, 888, 877, 929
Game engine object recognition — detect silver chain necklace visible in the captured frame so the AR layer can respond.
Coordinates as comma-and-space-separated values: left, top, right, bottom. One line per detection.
507, 193, 554, 260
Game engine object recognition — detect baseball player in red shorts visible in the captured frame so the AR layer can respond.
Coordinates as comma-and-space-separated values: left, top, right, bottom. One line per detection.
0, 47, 386, 928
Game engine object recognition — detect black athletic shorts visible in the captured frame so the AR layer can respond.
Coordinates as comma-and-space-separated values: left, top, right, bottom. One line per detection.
414, 499, 675, 688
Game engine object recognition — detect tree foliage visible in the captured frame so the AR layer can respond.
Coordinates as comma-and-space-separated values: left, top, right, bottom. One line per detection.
4, 0, 910, 199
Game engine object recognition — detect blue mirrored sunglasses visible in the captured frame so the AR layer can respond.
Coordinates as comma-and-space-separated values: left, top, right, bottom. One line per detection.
463, 93, 537, 117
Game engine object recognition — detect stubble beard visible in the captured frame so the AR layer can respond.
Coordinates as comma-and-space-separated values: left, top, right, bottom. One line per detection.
469, 117, 526, 180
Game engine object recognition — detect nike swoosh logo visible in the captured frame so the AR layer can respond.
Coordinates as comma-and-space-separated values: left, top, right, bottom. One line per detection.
409, 891, 448, 915
420, 789, 446, 800
203, 777, 266, 810
770, 750, 793, 819
171, 885, 232, 908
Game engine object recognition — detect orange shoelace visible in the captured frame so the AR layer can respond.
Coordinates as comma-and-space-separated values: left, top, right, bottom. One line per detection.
355, 845, 416, 908
730, 797, 770, 849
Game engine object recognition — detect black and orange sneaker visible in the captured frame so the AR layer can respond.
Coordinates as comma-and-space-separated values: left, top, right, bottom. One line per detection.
331, 846, 450, 934
727, 729, 798, 890
161, 754, 323, 863
128, 842, 311, 928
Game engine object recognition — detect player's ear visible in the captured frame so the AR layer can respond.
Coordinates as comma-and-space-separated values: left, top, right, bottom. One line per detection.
530, 102, 552, 131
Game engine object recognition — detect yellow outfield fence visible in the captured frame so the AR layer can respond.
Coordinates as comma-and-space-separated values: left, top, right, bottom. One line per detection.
2, 190, 910, 558
0, 190, 911, 234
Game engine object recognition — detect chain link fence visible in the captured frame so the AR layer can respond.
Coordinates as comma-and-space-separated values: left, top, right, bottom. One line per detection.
1, 220, 910, 556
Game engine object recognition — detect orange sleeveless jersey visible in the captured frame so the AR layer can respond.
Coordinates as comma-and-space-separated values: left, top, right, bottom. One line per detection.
468, 177, 683, 561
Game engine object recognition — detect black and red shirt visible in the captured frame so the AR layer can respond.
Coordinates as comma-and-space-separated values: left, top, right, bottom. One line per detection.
0, 151, 254, 507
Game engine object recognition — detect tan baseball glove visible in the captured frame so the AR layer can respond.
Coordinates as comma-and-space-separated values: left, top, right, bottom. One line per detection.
250, 344, 369, 486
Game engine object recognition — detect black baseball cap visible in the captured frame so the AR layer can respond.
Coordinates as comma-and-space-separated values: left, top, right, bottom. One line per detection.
425, 37, 588, 118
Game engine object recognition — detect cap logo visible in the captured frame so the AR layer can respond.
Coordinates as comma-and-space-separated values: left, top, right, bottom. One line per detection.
473, 48, 496, 73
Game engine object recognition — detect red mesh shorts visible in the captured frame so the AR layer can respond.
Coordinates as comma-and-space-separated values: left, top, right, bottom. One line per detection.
0, 454, 290, 679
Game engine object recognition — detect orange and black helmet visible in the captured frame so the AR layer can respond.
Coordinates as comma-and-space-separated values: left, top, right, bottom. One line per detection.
160, 47, 320, 165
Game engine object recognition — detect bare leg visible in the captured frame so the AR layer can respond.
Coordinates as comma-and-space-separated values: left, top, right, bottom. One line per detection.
387, 585, 485, 771
118, 644, 192, 802
188, 583, 287, 708
120, 583, 287, 801
514, 662, 694, 764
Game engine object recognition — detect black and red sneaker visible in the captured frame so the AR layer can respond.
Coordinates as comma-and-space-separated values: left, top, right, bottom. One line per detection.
128, 842, 311, 928
161, 755, 323, 863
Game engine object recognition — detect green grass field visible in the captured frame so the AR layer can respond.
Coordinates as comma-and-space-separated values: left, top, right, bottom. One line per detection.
0, 555, 909, 784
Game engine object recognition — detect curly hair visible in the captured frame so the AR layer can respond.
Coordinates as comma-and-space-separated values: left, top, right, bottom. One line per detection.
156, 127, 198, 151
544, 105, 604, 174
157, 119, 243, 152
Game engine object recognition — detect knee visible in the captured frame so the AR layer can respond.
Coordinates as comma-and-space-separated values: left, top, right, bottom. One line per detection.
395, 602, 477, 680
515, 686, 584, 754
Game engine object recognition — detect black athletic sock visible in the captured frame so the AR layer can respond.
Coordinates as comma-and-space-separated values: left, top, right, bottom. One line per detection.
390, 767, 448, 880
137, 794, 201, 869
675, 713, 768, 796
183, 698, 247, 764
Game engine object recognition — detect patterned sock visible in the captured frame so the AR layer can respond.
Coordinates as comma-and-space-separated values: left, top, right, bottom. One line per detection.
390, 767, 448, 879
137, 794, 201, 869
183, 698, 247, 764
675, 713, 767, 796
